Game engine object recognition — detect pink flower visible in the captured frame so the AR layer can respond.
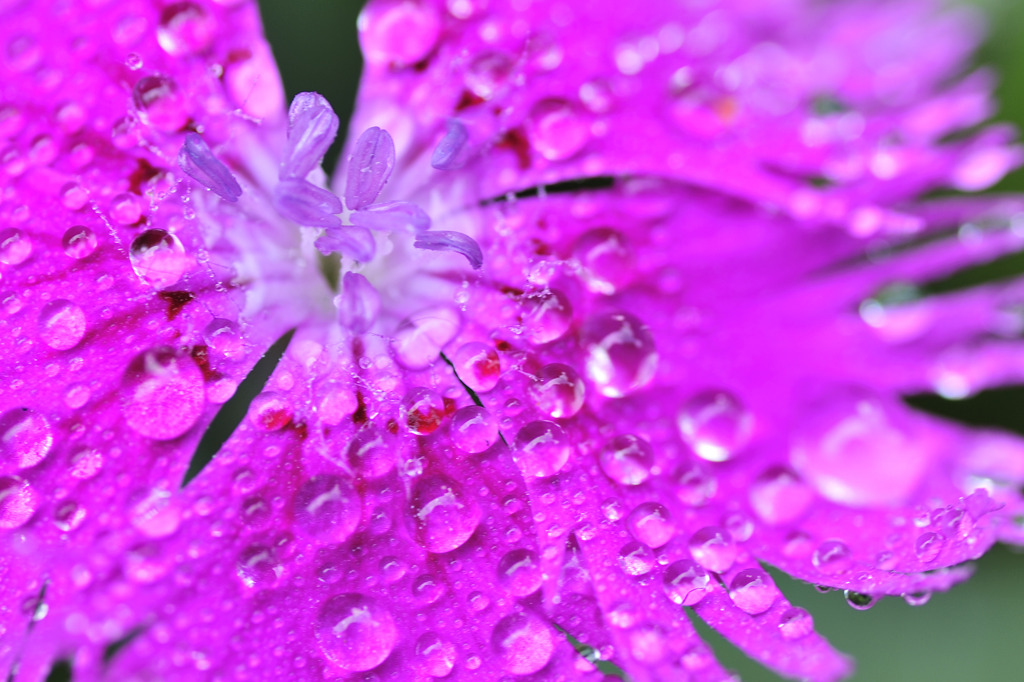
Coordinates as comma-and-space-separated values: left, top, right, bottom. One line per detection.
1, 0, 1023, 680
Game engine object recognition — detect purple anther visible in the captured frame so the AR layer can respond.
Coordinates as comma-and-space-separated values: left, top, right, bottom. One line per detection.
344, 126, 396, 210
177, 132, 243, 202
431, 119, 469, 170
350, 201, 431, 233
273, 178, 343, 229
282, 92, 340, 179
337, 272, 381, 334
414, 230, 483, 269
314, 224, 377, 263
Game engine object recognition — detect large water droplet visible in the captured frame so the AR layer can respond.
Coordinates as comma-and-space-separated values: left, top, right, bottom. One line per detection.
844, 590, 877, 610
678, 391, 753, 462
132, 75, 188, 132
626, 502, 674, 548
513, 420, 571, 478
0, 476, 38, 528
122, 347, 204, 440
415, 632, 456, 678
491, 612, 554, 675
347, 428, 396, 478
451, 342, 501, 392
391, 306, 460, 370
236, 544, 282, 589
497, 548, 543, 596
37, 300, 86, 351
749, 466, 814, 525
294, 475, 361, 543
0, 228, 31, 265
778, 607, 814, 639
599, 434, 654, 486
530, 363, 585, 418
581, 312, 658, 398
62, 225, 97, 259
0, 409, 53, 469
527, 99, 591, 161
521, 289, 572, 345
914, 531, 945, 563
402, 387, 446, 435
410, 475, 480, 553
316, 593, 398, 672
663, 559, 711, 605
618, 541, 655, 576
729, 568, 778, 615
129, 229, 190, 290
450, 406, 499, 453
688, 526, 737, 573
157, 2, 216, 56
358, 0, 442, 67
573, 228, 633, 295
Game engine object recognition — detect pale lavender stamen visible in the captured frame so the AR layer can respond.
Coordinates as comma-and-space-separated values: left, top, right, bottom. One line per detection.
350, 200, 431, 233
344, 126, 396, 210
336, 272, 381, 333
273, 178, 344, 228
430, 119, 468, 170
177, 132, 243, 202
414, 230, 484, 269
314, 223, 376, 263
283, 92, 340, 179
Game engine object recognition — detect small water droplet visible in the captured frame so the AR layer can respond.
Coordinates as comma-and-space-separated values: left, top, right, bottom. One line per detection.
69, 448, 103, 479
450, 405, 499, 453
749, 466, 814, 525
129, 229, 190, 290
391, 306, 460, 369
451, 342, 501, 392
730, 568, 778, 615
236, 544, 282, 589
673, 462, 717, 506
125, 52, 143, 70
626, 501, 674, 548
904, 591, 932, 606
497, 548, 543, 596
415, 632, 456, 678
37, 300, 86, 351
581, 312, 658, 398
358, 0, 442, 67
249, 392, 291, 431
599, 433, 654, 486
663, 559, 711, 605
157, 2, 216, 56
62, 226, 97, 260
491, 612, 554, 675
0, 476, 38, 528
412, 574, 445, 604
521, 289, 572, 345
618, 541, 655, 576
678, 390, 752, 462
410, 475, 480, 553
573, 228, 633, 294
0, 229, 32, 265
347, 428, 396, 478
844, 590, 877, 610
688, 526, 737, 573
527, 99, 591, 161
59, 182, 88, 210
316, 593, 397, 672
465, 51, 514, 99
402, 387, 446, 435
53, 500, 86, 532
132, 75, 188, 132
202, 318, 243, 358
110, 193, 141, 225
122, 347, 204, 440
914, 531, 945, 563
513, 420, 571, 478
530, 363, 585, 418
778, 607, 814, 639
812, 540, 852, 575
0, 409, 53, 469
294, 475, 361, 543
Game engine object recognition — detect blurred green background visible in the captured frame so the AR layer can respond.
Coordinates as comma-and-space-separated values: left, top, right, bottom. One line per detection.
256, 1, 1024, 680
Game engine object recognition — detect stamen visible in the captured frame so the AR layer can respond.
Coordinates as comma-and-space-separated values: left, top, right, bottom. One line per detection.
282, 92, 340, 179
314, 224, 376, 262
414, 230, 484, 269
431, 119, 468, 170
344, 126, 396, 210
273, 178, 343, 228
350, 200, 431, 233
177, 132, 242, 202
336, 272, 380, 333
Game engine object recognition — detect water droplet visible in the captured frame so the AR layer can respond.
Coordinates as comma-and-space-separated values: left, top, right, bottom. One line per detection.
391, 306, 460, 370
158, 2, 216, 56
318, 383, 357, 426
249, 392, 291, 431
581, 312, 658, 398
236, 544, 282, 589
358, 0, 442, 67
412, 574, 445, 604
129, 229, 190, 290
904, 591, 932, 606
0, 476, 39, 528
110, 193, 141, 225
673, 462, 717, 506
729, 568, 778, 615
465, 51, 514, 99
125, 52, 143, 70
626, 502, 674, 548
132, 75, 188, 132
294, 475, 361, 543
497, 548, 543, 596
491, 612, 554, 675
618, 541, 655, 576
53, 500, 86, 532
347, 428, 396, 478
527, 99, 591, 161
450, 406, 499, 453
130, 488, 181, 537
521, 289, 572, 345
749, 466, 814, 525
69, 447, 103, 479
573, 228, 633, 294
451, 342, 501, 392
415, 632, 456, 677
844, 590, 877, 610
410, 475, 480, 553
37, 300, 86, 351
62, 226, 97, 259
663, 559, 711, 606
59, 182, 88, 210
812, 540, 852, 575
402, 387, 446, 435
0, 409, 53, 469
202, 318, 243, 358
778, 607, 814, 639
0, 229, 31, 265
688, 526, 737, 573
914, 531, 945, 563
599, 434, 654, 486
678, 391, 752, 462
513, 420, 571, 478
122, 347, 204, 440
316, 593, 397, 672
530, 363, 585, 418
379, 556, 406, 583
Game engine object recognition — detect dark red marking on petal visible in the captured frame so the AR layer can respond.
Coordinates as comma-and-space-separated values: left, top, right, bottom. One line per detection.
496, 127, 531, 169
159, 290, 195, 319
